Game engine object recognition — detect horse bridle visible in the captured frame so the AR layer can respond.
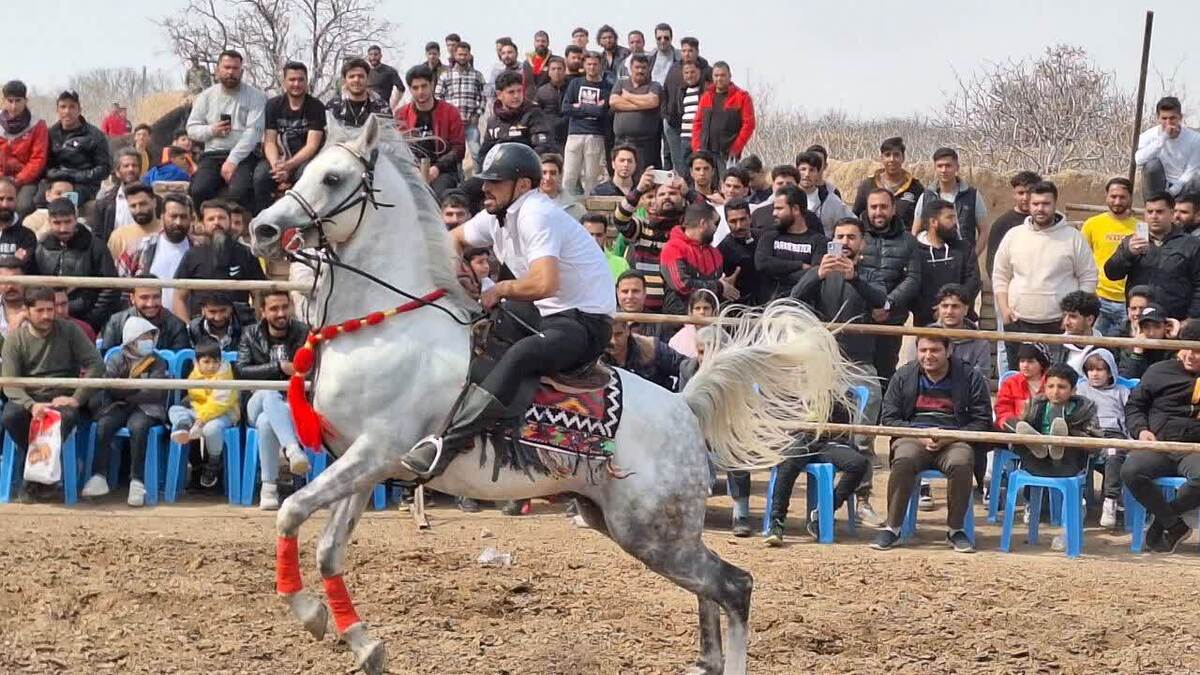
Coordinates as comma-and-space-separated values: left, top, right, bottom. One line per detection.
281, 142, 394, 252
279, 142, 476, 329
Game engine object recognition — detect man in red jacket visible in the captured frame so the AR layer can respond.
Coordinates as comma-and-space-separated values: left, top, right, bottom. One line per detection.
690, 62, 755, 169
0, 81, 49, 217
395, 64, 465, 198
659, 202, 738, 316
99, 103, 132, 137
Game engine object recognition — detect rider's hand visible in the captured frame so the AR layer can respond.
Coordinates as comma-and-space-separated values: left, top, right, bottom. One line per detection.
481, 282, 504, 310
1129, 234, 1150, 255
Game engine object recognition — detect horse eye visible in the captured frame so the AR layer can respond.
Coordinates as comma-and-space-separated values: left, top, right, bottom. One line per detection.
323, 174, 341, 187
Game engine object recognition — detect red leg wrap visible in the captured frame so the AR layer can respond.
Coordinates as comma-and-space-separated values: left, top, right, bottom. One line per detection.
275, 536, 304, 595
323, 575, 362, 633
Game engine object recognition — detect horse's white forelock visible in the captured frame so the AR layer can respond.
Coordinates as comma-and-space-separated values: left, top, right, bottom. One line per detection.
336, 116, 471, 309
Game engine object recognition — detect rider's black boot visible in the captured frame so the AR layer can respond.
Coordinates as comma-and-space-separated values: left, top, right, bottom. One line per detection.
400, 384, 506, 477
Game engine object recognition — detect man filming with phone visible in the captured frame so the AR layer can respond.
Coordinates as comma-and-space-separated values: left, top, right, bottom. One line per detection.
1105, 191, 1200, 321
186, 49, 267, 214
791, 216, 891, 527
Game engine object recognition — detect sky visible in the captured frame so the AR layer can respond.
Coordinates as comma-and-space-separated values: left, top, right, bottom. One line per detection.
11, 0, 1200, 119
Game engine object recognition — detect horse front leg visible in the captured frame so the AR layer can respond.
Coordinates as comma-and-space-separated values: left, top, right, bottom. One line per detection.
274, 435, 399, 675
283, 490, 371, 642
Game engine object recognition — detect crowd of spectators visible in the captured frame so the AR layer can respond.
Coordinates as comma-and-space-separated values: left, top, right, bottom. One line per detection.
2, 28, 1200, 556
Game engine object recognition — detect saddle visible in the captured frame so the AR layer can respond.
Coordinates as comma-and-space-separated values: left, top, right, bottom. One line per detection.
466, 302, 625, 481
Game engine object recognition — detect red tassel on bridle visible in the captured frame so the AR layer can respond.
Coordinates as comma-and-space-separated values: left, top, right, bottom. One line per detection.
284, 289, 448, 451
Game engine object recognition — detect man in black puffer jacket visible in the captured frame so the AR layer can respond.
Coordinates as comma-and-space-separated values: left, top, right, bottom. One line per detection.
858, 187, 922, 384
1121, 319, 1200, 553
1104, 192, 1200, 321
480, 71, 551, 160
34, 198, 120, 331
42, 91, 111, 208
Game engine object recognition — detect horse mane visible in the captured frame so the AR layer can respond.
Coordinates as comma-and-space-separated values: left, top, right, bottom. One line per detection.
365, 120, 473, 309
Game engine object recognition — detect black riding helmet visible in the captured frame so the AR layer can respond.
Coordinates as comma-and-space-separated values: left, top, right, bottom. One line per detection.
476, 142, 541, 183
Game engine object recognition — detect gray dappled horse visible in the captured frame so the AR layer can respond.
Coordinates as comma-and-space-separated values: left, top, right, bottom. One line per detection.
250, 115, 856, 674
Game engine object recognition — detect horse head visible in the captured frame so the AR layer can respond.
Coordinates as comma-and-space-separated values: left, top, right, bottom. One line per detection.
251, 114, 389, 259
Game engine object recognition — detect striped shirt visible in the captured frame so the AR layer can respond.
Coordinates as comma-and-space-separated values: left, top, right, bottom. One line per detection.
436, 66, 487, 124
614, 196, 674, 313
679, 85, 702, 143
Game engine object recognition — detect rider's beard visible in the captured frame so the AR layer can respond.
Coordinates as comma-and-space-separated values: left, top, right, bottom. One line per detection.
211, 227, 228, 249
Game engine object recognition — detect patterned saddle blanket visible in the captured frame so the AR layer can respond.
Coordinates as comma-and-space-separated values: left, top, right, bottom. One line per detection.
491, 369, 625, 481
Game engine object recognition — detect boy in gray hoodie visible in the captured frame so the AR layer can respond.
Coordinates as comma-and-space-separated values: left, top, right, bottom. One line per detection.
1076, 348, 1132, 528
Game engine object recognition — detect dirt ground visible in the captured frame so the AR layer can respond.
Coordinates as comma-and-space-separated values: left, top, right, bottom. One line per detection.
2, 479, 1200, 675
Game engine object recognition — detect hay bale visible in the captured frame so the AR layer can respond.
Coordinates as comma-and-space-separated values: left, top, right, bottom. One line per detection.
133, 91, 190, 126
827, 159, 1116, 226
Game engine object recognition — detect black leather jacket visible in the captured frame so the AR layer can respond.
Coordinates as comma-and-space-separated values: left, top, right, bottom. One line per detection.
34, 225, 120, 330
236, 318, 309, 380
45, 118, 112, 192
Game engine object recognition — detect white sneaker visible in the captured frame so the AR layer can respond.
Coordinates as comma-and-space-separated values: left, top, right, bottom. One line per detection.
856, 500, 885, 528
81, 474, 110, 498
283, 444, 311, 476
127, 480, 145, 507
260, 482, 280, 511
1100, 498, 1118, 529
1051, 534, 1065, 551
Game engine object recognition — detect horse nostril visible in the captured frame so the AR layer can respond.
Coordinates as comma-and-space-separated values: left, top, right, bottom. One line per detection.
255, 223, 280, 240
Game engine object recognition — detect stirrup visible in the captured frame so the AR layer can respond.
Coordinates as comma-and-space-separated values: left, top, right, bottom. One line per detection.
401, 435, 445, 477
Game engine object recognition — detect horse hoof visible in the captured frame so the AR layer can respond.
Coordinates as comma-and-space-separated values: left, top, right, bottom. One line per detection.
287, 593, 329, 641
355, 638, 387, 675
682, 661, 722, 675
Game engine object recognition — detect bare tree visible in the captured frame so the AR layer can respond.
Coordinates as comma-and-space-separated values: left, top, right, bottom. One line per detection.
935, 45, 1134, 174
158, 0, 395, 99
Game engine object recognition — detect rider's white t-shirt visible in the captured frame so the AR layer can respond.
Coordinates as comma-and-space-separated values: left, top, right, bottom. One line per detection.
462, 190, 616, 317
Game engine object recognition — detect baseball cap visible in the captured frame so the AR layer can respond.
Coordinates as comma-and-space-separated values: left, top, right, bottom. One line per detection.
1138, 303, 1167, 325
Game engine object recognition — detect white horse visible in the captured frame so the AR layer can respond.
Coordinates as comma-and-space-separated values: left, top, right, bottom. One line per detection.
250, 116, 856, 675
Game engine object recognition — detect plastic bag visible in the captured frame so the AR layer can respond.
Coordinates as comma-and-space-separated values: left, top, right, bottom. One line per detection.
23, 408, 62, 485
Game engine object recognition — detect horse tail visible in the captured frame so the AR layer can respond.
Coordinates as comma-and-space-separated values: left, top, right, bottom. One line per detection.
682, 299, 860, 472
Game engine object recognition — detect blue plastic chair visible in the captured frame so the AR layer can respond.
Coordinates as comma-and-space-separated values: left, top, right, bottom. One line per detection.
161, 426, 243, 504
759, 384, 870, 542
240, 429, 378, 508
0, 427, 86, 505
1000, 469, 1086, 558
902, 468, 976, 543
84, 424, 168, 506
1122, 477, 1198, 553
987, 371, 1020, 522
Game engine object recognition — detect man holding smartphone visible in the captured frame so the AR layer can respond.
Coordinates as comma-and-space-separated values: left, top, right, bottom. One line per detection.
1105, 192, 1200, 322
790, 217, 890, 527
186, 49, 267, 214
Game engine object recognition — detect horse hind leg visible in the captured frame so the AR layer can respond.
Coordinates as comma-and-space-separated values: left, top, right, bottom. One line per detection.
601, 504, 753, 675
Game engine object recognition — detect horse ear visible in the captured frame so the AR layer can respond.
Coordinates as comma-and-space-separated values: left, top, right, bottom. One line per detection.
324, 112, 350, 145
355, 114, 381, 154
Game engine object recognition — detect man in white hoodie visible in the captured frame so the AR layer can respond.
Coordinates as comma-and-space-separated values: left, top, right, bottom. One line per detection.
992, 181, 1098, 372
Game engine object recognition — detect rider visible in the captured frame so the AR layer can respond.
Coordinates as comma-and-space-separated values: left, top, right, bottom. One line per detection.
399, 143, 616, 476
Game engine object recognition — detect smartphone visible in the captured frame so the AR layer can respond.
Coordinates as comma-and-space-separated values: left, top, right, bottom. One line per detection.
219, 113, 233, 124
827, 241, 844, 258
1136, 222, 1149, 240
650, 169, 675, 185
64, 191, 79, 207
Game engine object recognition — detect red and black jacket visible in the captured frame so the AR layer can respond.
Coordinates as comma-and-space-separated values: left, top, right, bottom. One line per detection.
659, 225, 724, 316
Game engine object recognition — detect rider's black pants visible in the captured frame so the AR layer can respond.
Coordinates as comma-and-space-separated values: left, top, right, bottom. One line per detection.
482, 309, 613, 406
